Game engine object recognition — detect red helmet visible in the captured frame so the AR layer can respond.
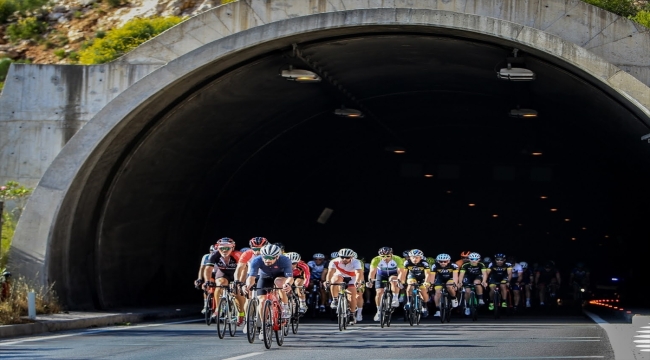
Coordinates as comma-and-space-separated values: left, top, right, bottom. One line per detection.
215, 237, 235, 247
249, 237, 268, 248
460, 251, 471, 257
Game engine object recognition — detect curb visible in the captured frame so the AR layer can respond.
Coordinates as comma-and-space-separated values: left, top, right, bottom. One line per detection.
0, 307, 196, 339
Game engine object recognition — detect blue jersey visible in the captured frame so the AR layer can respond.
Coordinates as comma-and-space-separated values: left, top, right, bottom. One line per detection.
247, 255, 293, 278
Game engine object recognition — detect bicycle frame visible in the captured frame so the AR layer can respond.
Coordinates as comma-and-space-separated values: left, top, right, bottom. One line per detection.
260, 286, 287, 349
215, 283, 240, 339
407, 284, 424, 326
330, 282, 351, 331
379, 279, 399, 328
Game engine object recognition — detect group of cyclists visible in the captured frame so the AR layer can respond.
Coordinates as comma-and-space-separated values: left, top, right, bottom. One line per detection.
194, 237, 591, 333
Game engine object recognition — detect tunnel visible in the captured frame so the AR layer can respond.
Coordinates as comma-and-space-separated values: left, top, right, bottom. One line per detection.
10, 9, 650, 310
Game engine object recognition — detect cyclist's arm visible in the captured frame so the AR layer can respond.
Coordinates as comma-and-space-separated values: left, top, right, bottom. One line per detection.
321, 268, 328, 282
234, 262, 248, 282
555, 271, 561, 286
203, 265, 214, 282
452, 269, 459, 284
507, 268, 512, 282
198, 265, 207, 280
457, 269, 465, 284
426, 269, 436, 284
355, 268, 364, 284
368, 266, 377, 282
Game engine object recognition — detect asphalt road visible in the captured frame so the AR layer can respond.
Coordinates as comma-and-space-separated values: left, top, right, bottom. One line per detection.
0, 309, 615, 360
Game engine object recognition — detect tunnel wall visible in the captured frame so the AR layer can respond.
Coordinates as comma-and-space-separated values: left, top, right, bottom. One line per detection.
6, 5, 650, 309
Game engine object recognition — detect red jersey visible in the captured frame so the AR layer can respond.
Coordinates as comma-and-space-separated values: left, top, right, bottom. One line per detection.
238, 249, 256, 264
292, 260, 311, 287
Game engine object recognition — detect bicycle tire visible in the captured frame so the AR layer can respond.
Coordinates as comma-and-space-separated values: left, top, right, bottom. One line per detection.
416, 295, 422, 325
291, 295, 300, 334
205, 293, 214, 326
228, 297, 237, 337
385, 292, 392, 327
470, 291, 478, 321
342, 296, 348, 330
445, 293, 452, 323
216, 297, 228, 339
262, 300, 273, 349
245, 298, 257, 344
337, 294, 346, 331
379, 292, 387, 328
407, 295, 414, 326
439, 292, 447, 323
282, 300, 290, 337
275, 302, 284, 346
493, 290, 500, 319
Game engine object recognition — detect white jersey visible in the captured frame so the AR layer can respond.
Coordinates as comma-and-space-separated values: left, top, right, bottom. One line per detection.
200, 253, 211, 266
328, 257, 362, 282
511, 263, 523, 279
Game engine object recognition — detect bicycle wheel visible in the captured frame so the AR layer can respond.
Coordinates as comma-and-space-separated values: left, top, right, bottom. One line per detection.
205, 293, 214, 326
228, 297, 237, 337
282, 300, 290, 337
216, 297, 228, 339
291, 296, 300, 334
379, 292, 387, 328
439, 293, 447, 323
415, 296, 422, 325
245, 298, 257, 344
407, 295, 414, 326
275, 303, 284, 346
262, 300, 273, 349
493, 290, 500, 319
385, 292, 393, 327
469, 291, 478, 321
445, 294, 452, 323
337, 295, 346, 331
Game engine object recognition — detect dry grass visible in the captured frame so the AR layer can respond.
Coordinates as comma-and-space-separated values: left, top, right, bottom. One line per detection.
0, 275, 61, 325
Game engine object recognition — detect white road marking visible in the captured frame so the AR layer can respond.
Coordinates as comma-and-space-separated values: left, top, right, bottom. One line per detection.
633, 340, 650, 343
0, 318, 201, 346
583, 311, 607, 324
634, 335, 650, 338
221, 352, 263, 360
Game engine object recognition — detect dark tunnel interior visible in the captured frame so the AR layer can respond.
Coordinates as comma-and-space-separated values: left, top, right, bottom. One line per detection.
65, 33, 650, 309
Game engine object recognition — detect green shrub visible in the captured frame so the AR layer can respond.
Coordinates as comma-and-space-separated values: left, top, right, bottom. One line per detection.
583, 0, 638, 17
68, 51, 79, 62
53, 48, 66, 59
0, 58, 11, 82
631, 10, 650, 28
6, 17, 47, 42
78, 16, 183, 64
0, 0, 17, 24
0, 0, 49, 24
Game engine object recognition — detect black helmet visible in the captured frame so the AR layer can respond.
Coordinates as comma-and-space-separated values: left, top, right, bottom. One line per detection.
273, 242, 285, 251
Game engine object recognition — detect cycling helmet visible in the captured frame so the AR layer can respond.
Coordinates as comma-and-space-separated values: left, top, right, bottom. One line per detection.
402, 250, 410, 258
468, 252, 481, 261
313, 253, 325, 259
378, 247, 393, 255
483, 256, 491, 264
286, 252, 301, 263
274, 242, 285, 251
351, 251, 358, 258
409, 249, 424, 257
216, 237, 235, 247
519, 261, 528, 269
209, 245, 215, 252
460, 251, 471, 258
436, 253, 451, 262
338, 248, 355, 257
260, 244, 282, 257
239, 247, 250, 253
330, 252, 339, 258
494, 253, 506, 260
249, 237, 268, 247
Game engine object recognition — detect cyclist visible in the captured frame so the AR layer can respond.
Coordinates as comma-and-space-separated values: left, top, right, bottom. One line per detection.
403, 249, 431, 317
354, 253, 370, 321
457, 252, 488, 316
367, 247, 406, 321
508, 255, 524, 310
486, 253, 512, 311
195, 244, 215, 313
535, 261, 561, 306
569, 262, 590, 304
202, 238, 246, 325
274, 242, 286, 254
519, 261, 533, 308
307, 253, 329, 312
235, 237, 268, 282
285, 252, 311, 314
428, 253, 459, 317
242, 244, 294, 340
325, 248, 364, 325
455, 251, 471, 268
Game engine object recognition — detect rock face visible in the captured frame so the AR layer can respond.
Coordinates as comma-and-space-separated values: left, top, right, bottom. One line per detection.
0, 0, 230, 64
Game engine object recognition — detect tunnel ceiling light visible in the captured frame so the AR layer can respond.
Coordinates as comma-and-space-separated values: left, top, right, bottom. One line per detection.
565, 218, 570, 222
384, 145, 406, 154
531, 150, 543, 156
492, 214, 498, 218
642, 133, 650, 143
510, 108, 538, 118
334, 107, 364, 118
540, 195, 548, 199
582, 227, 587, 230
550, 208, 558, 212
424, 174, 434, 178
571, 237, 576, 241
498, 67, 536, 81
468, 203, 476, 207
280, 68, 321, 82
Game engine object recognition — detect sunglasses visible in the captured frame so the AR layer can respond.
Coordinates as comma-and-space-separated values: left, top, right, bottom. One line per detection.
439, 260, 449, 263
263, 255, 277, 260
380, 255, 392, 258
251, 247, 261, 251
496, 259, 505, 261
219, 247, 232, 251
340, 256, 352, 259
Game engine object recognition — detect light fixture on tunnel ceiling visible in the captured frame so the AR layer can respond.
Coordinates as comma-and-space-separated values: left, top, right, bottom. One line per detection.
384, 145, 406, 154
509, 108, 538, 118
334, 107, 364, 118
280, 66, 321, 82
642, 133, 650, 143
497, 48, 535, 81
424, 173, 434, 178
530, 150, 543, 156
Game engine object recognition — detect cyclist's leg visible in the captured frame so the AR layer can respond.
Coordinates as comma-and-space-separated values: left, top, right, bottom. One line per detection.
215, 276, 229, 306
389, 275, 400, 298
500, 281, 509, 307
538, 283, 547, 305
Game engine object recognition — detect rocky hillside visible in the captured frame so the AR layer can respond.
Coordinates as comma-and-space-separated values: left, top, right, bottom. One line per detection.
0, 0, 232, 64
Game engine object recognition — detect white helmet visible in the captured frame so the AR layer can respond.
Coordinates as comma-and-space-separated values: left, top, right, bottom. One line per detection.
260, 244, 282, 257
468, 252, 481, 261
338, 248, 355, 258
313, 253, 325, 259
519, 261, 528, 269
436, 253, 451, 262
330, 252, 339, 258
286, 252, 301, 263
409, 249, 424, 257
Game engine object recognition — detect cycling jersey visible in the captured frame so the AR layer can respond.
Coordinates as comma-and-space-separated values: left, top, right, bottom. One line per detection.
206, 251, 242, 281
328, 257, 363, 284
511, 263, 523, 279
238, 249, 257, 264
431, 262, 459, 285
200, 253, 211, 266
487, 262, 512, 284
570, 267, 589, 283
404, 259, 430, 280
292, 260, 311, 286
536, 267, 560, 285
307, 259, 328, 280
460, 261, 486, 284
247, 255, 293, 278
370, 255, 405, 276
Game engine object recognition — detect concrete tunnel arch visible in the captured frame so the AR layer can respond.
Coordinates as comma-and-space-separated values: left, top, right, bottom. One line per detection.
10, 4, 650, 309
